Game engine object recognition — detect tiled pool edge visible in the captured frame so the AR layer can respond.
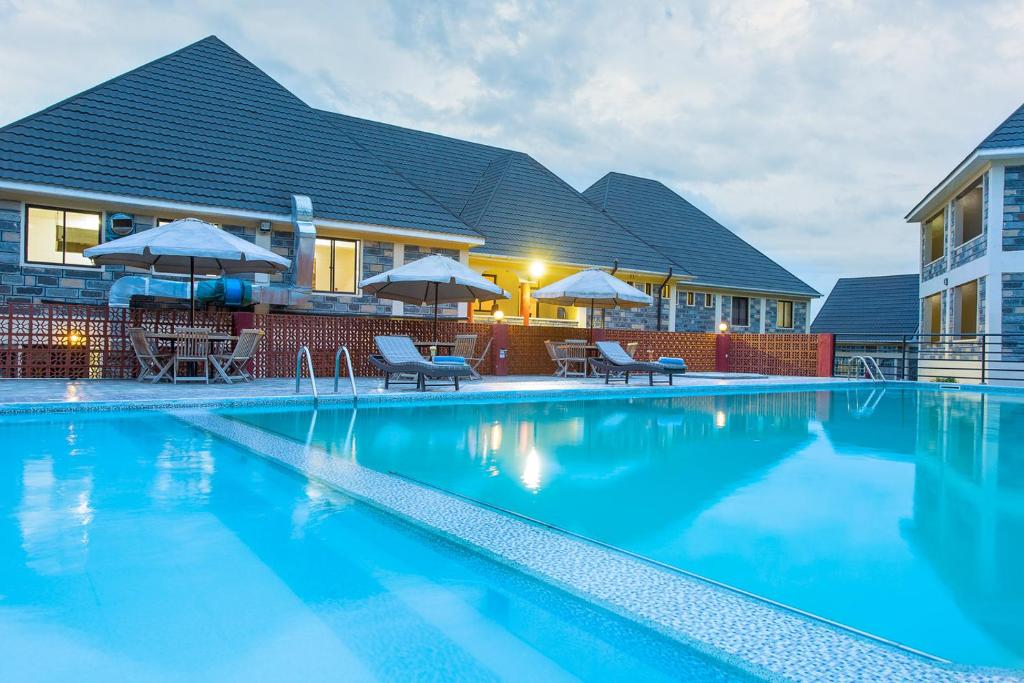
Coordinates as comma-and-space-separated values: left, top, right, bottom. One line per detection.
173, 410, 1021, 683
10, 376, 1024, 416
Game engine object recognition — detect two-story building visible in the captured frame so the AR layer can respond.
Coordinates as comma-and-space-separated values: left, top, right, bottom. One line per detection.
907, 100, 1024, 371
0, 36, 818, 332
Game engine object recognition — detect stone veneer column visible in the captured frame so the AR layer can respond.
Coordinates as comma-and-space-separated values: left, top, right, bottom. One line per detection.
391, 243, 404, 317
759, 298, 767, 333
986, 165, 1004, 338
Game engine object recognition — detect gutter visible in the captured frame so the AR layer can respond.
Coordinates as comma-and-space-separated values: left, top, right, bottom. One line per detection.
905, 146, 1024, 222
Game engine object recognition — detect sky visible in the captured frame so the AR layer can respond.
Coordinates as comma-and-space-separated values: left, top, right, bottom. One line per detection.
2, 0, 1023, 314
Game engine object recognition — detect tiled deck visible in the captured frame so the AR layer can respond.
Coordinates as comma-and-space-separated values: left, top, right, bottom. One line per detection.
0, 373, 856, 413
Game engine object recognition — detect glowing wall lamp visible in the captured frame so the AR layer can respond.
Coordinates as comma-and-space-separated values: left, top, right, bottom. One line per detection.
718, 321, 729, 333
528, 259, 546, 281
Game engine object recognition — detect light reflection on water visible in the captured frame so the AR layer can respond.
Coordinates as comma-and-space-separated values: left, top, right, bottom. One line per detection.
227, 388, 1024, 668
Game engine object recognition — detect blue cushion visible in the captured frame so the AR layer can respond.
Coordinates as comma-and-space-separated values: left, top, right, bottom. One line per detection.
658, 357, 687, 367
433, 355, 467, 364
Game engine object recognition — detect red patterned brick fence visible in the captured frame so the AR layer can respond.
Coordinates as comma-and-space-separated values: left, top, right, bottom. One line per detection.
0, 303, 833, 380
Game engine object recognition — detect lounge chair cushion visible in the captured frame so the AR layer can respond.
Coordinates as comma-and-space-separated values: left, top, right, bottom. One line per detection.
658, 357, 687, 367
433, 355, 467, 364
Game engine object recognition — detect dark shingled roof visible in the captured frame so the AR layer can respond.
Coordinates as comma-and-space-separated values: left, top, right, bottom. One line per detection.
321, 112, 674, 273
811, 274, 919, 337
977, 102, 1024, 150
0, 36, 481, 238
583, 172, 818, 296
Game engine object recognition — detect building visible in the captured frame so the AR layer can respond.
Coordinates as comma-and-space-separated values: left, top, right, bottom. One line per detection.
0, 36, 818, 332
907, 99, 1024, 363
811, 274, 919, 378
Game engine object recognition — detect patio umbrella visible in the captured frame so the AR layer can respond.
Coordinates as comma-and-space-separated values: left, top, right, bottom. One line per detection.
83, 218, 290, 325
531, 268, 652, 339
359, 254, 509, 339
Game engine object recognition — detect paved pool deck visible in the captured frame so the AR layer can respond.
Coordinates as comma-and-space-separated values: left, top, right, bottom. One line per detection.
0, 373, 860, 413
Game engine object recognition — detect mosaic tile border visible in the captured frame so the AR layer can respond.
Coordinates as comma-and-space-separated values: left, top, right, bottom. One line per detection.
173, 410, 1021, 683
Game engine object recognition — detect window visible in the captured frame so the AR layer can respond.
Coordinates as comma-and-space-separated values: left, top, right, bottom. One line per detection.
631, 281, 667, 298
923, 210, 945, 263
704, 293, 714, 308
777, 300, 794, 329
923, 292, 942, 342
157, 217, 175, 227
312, 237, 359, 294
25, 206, 102, 267
685, 291, 695, 306
731, 296, 749, 327
954, 280, 978, 339
475, 274, 499, 312
954, 180, 983, 246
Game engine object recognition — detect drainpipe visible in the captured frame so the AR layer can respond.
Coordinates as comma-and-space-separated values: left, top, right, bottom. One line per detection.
603, 259, 619, 329
656, 268, 673, 331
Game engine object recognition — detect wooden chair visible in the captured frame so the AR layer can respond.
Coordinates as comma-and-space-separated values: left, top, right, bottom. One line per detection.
467, 337, 491, 379
452, 334, 478, 360
128, 327, 172, 383
561, 340, 589, 377
171, 327, 211, 384
545, 340, 567, 376
209, 329, 263, 383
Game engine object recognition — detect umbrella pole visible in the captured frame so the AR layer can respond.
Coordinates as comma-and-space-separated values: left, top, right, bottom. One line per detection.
589, 299, 594, 343
189, 256, 195, 327
433, 285, 439, 341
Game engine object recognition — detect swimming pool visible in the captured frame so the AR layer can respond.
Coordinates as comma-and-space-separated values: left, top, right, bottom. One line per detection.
226, 386, 1024, 669
0, 410, 748, 682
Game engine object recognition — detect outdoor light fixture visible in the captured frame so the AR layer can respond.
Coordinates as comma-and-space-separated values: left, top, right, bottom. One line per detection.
528, 260, 546, 280
492, 308, 505, 321
718, 321, 729, 333
66, 330, 87, 346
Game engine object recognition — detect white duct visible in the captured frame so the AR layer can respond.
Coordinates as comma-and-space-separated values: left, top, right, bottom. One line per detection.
108, 276, 310, 308
290, 194, 316, 291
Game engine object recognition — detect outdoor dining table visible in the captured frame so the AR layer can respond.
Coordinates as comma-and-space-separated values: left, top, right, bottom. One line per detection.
556, 343, 602, 376
145, 331, 238, 381
413, 340, 457, 358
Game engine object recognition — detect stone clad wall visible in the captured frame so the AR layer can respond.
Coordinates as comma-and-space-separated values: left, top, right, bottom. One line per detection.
1004, 166, 1024, 251
675, 290, 716, 332
1004, 273, 1024, 360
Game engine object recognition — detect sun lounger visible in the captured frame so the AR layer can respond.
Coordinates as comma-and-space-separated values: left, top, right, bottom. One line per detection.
589, 341, 688, 385
369, 335, 473, 391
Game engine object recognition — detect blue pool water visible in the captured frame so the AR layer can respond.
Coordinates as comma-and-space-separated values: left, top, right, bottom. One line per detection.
0, 411, 748, 682
227, 387, 1024, 669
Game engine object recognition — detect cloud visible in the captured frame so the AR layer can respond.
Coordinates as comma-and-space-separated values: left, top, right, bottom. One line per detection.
2, 0, 1023, 312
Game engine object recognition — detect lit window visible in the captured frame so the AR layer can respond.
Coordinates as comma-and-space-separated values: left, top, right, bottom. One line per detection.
777, 300, 794, 329
731, 297, 749, 327
704, 293, 714, 308
686, 291, 695, 306
924, 210, 945, 263
954, 180, 983, 246
954, 280, 978, 339
25, 206, 102, 267
313, 237, 359, 294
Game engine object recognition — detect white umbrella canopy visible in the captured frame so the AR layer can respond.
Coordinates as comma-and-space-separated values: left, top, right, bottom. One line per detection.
532, 268, 653, 338
83, 218, 290, 275
83, 218, 291, 324
531, 268, 652, 309
359, 254, 509, 304
359, 254, 510, 338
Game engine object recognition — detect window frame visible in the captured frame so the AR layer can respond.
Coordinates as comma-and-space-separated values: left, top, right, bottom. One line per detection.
704, 293, 714, 308
953, 179, 984, 248
23, 204, 104, 269
731, 296, 750, 327
923, 209, 946, 265
685, 291, 695, 306
312, 236, 361, 295
777, 300, 794, 329
953, 279, 979, 341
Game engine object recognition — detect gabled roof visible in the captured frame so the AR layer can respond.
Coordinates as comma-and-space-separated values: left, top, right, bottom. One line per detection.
323, 113, 675, 273
584, 173, 819, 296
0, 36, 480, 239
810, 274, 919, 338
977, 102, 1024, 150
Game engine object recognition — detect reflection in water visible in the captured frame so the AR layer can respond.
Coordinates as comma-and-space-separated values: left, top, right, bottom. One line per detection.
18, 457, 94, 575
229, 388, 1024, 667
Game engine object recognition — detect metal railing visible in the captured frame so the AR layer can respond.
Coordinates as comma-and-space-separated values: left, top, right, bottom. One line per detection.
334, 345, 356, 400
847, 355, 886, 382
832, 333, 1024, 384
295, 345, 318, 405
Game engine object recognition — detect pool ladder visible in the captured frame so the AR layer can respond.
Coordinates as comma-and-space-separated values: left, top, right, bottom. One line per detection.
294, 345, 358, 406
848, 355, 886, 382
